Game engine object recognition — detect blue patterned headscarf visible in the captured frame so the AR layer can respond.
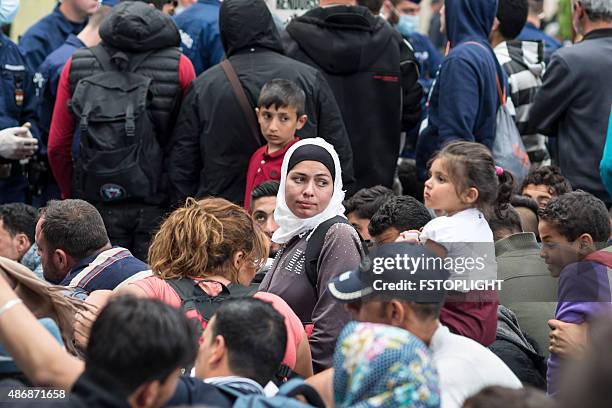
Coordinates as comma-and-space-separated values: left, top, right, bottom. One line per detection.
334, 322, 441, 408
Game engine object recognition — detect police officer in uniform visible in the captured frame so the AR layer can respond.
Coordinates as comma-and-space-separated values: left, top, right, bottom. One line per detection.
0, 31, 39, 204
19, 0, 99, 71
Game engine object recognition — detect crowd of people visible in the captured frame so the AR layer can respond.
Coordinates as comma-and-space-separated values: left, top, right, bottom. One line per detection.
1, 0, 612, 407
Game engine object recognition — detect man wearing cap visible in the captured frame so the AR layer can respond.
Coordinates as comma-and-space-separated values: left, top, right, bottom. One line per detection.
327, 243, 522, 408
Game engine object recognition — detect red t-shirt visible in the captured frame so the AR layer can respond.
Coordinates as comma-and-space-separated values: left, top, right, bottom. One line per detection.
243, 137, 299, 210
48, 55, 196, 199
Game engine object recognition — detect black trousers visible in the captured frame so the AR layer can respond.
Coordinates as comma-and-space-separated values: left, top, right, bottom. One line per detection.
96, 202, 166, 262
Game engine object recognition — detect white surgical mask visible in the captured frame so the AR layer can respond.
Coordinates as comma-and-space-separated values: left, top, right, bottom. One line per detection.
0, 0, 20, 25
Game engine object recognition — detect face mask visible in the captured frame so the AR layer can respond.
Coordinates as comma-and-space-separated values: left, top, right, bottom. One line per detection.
0, 0, 20, 25
396, 14, 419, 37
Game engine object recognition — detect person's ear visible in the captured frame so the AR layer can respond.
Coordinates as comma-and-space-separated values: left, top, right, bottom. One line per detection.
14, 233, 31, 257
388, 300, 406, 326
53, 249, 72, 272
130, 380, 160, 408
209, 335, 226, 366
295, 114, 308, 130
576, 233, 595, 254
491, 16, 500, 34
463, 187, 479, 205
232, 250, 245, 270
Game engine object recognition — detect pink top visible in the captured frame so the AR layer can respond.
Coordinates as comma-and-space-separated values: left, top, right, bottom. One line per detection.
130, 276, 303, 370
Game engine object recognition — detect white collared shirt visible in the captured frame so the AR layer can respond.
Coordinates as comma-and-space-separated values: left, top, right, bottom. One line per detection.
429, 325, 522, 408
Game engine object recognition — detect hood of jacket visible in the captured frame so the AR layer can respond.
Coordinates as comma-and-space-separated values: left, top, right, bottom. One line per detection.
446, 0, 497, 46
285, 5, 395, 75
496, 39, 545, 78
100, 1, 180, 52
585, 245, 612, 268
219, 0, 284, 57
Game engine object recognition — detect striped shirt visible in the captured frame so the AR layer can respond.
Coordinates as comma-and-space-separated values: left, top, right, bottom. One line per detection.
494, 40, 551, 167
60, 247, 148, 296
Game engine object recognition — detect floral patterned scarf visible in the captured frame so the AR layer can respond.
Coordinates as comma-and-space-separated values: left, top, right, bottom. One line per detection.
334, 322, 441, 408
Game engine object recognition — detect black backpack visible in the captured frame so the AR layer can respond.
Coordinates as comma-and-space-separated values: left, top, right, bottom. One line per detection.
167, 278, 297, 384
69, 45, 163, 203
304, 215, 358, 293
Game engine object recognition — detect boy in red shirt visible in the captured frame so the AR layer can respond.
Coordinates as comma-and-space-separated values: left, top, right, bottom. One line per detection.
244, 79, 308, 210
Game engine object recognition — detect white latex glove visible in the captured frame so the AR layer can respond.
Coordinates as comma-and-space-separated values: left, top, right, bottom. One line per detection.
0, 127, 38, 160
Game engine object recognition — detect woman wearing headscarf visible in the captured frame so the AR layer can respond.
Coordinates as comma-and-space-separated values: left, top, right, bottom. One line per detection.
259, 138, 364, 373
334, 322, 441, 408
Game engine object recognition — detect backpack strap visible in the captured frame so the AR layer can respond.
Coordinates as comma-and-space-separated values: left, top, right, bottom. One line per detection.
167, 279, 259, 323
304, 216, 351, 291
277, 378, 326, 408
89, 44, 156, 74
220, 59, 263, 147
167, 278, 226, 322
463, 41, 506, 106
89, 45, 116, 72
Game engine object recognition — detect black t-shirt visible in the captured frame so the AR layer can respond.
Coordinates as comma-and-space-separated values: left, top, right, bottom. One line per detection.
165, 376, 234, 408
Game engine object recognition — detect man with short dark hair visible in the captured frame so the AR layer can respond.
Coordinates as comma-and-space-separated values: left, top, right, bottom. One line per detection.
538, 190, 612, 394
0, 203, 42, 279
343, 185, 395, 242
166, 298, 288, 407
530, 0, 612, 206
35, 199, 147, 298
0, 286, 199, 408
487, 204, 557, 358
250, 180, 280, 259
168, 0, 355, 205
327, 243, 522, 407
368, 195, 432, 244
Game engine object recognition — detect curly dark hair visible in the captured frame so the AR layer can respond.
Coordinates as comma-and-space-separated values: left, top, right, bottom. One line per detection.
521, 166, 572, 197
538, 191, 610, 242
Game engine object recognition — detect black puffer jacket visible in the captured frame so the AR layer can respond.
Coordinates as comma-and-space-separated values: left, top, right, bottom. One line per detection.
283, 6, 422, 190
168, 0, 355, 205
489, 305, 548, 389
70, 2, 182, 140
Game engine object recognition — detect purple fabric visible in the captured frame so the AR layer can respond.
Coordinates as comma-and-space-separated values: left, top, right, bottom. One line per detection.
547, 259, 612, 395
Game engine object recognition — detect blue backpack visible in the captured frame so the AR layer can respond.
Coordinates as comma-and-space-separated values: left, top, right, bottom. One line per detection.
218, 378, 325, 408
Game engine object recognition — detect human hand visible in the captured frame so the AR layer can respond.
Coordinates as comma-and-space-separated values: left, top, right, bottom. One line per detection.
0, 127, 38, 160
395, 230, 421, 244
548, 319, 588, 358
